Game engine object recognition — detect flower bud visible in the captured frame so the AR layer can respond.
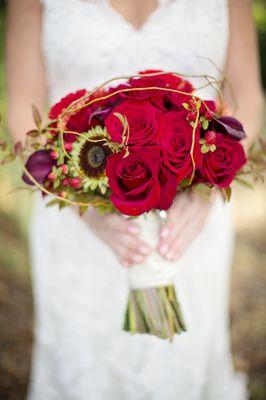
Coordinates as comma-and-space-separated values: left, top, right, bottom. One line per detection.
69, 178, 82, 189
50, 150, 59, 160
205, 130, 216, 145
62, 178, 69, 186
61, 164, 68, 175
59, 191, 67, 198
48, 172, 57, 181
64, 142, 73, 152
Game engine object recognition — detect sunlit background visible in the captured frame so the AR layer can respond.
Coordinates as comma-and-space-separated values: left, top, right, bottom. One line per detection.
0, 1, 265, 399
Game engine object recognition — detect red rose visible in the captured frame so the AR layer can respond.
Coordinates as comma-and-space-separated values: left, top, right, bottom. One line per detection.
200, 133, 246, 188
105, 100, 160, 146
66, 107, 91, 133
128, 70, 194, 111
106, 148, 177, 216
49, 89, 87, 119
157, 166, 177, 210
158, 112, 201, 184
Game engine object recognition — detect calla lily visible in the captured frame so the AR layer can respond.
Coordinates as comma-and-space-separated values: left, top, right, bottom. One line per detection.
212, 116, 246, 141
22, 150, 55, 185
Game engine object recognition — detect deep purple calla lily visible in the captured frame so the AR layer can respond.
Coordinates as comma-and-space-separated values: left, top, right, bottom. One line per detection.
22, 150, 55, 186
212, 116, 246, 141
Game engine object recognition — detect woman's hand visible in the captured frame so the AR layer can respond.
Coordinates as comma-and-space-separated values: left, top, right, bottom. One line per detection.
157, 192, 215, 262
85, 210, 151, 268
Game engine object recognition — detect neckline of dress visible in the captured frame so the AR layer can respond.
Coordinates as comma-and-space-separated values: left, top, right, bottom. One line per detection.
104, 0, 170, 34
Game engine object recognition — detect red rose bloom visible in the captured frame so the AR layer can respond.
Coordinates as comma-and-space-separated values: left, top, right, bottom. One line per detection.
157, 166, 177, 210
106, 148, 177, 216
49, 89, 87, 119
128, 70, 194, 110
200, 133, 246, 188
158, 112, 201, 184
105, 100, 161, 146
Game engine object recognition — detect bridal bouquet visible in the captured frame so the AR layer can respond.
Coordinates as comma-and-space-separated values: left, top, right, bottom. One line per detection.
1, 70, 265, 340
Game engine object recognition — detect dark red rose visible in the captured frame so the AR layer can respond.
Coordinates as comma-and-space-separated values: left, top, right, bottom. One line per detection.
200, 133, 246, 188
106, 149, 162, 216
22, 150, 55, 185
49, 89, 87, 120
128, 70, 194, 111
212, 116, 246, 141
157, 166, 177, 210
65, 107, 91, 140
158, 112, 201, 184
105, 100, 161, 146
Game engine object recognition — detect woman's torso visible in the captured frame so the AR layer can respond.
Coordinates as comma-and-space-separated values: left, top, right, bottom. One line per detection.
41, 0, 229, 104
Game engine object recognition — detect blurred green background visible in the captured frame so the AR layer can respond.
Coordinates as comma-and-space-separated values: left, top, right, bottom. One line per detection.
0, 1, 265, 399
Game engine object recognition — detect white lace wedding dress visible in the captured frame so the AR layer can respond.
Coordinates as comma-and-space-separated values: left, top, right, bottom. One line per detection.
28, 1, 248, 399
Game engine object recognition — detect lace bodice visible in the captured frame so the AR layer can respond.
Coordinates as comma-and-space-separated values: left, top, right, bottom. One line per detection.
41, 0, 229, 104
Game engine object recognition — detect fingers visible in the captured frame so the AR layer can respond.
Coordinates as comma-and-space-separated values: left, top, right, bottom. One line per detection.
164, 211, 206, 261
160, 194, 188, 239
111, 234, 151, 268
105, 214, 140, 235
158, 194, 211, 261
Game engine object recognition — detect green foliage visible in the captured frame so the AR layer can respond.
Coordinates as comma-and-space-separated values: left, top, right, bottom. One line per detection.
254, 0, 266, 88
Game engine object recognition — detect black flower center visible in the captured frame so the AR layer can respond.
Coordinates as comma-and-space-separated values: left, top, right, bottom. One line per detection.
88, 146, 105, 168
79, 138, 112, 178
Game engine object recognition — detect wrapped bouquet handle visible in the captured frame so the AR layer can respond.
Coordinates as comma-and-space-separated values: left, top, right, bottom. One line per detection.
123, 212, 186, 340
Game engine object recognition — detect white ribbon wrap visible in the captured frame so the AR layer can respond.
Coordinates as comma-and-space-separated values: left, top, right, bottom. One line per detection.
128, 212, 178, 289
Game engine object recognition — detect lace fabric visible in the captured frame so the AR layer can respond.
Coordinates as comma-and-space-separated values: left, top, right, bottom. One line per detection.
28, 1, 248, 399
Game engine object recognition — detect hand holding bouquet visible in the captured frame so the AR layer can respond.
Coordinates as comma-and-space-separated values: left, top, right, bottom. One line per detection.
1, 70, 265, 340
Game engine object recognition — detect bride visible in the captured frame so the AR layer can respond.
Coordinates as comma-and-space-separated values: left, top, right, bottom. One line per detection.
6, 0, 263, 399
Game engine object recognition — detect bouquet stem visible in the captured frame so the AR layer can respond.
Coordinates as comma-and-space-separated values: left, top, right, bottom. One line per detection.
123, 285, 186, 341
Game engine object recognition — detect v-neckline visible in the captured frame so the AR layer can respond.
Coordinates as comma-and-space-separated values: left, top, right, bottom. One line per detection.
105, 0, 166, 34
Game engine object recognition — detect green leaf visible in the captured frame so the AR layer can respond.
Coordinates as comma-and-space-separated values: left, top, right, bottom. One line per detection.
79, 206, 89, 216
192, 183, 212, 201
209, 144, 216, 152
182, 103, 190, 110
53, 179, 60, 189
46, 199, 60, 207
32, 105, 42, 129
195, 99, 201, 110
201, 144, 209, 154
1, 153, 16, 164
201, 119, 209, 130
199, 138, 206, 144
58, 153, 65, 165
26, 129, 40, 138
59, 201, 69, 210
0, 139, 8, 151
31, 143, 42, 150
235, 177, 254, 189
221, 187, 232, 202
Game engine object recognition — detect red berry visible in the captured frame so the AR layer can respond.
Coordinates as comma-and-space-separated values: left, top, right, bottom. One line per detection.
61, 164, 68, 174
187, 111, 197, 122
205, 130, 216, 145
59, 191, 67, 199
48, 172, 57, 181
188, 99, 195, 108
50, 150, 59, 160
64, 142, 73, 152
62, 178, 69, 186
69, 178, 81, 189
